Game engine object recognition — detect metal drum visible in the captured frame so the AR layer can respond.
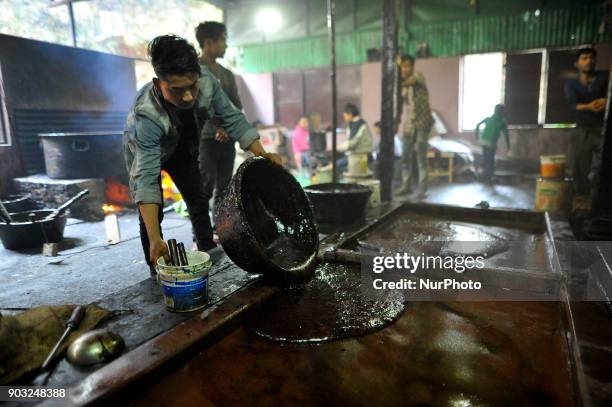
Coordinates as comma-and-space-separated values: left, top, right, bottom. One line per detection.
39, 132, 126, 179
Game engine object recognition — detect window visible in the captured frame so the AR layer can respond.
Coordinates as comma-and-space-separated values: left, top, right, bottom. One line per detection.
545, 49, 581, 125
72, 0, 223, 59
134, 60, 156, 90
459, 44, 611, 129
459, 53, 504, 131
504, 52, 542, 125
0, 1, 73, 47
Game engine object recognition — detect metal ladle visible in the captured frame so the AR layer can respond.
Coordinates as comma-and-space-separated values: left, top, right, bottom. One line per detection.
67, 328, 125, 366
0, 201, 12, 223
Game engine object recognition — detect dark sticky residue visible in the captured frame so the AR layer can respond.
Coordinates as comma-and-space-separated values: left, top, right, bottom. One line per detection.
247, 262, 406, 343
217, 157, 318, 282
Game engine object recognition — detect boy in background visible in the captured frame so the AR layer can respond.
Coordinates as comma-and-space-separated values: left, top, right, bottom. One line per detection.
475, 104, 510, 184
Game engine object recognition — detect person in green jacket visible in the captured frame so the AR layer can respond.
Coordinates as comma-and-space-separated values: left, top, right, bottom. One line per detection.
475, 104, 510, 183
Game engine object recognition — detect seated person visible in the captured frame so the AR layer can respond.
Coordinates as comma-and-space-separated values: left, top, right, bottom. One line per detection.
291, 115, 310, 174
336, 103, 374, 174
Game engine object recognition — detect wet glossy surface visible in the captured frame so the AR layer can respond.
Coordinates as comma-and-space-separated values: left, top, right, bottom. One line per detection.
131, 301, 574, 407
358, 211, 551, 274
247, 263, 406, 343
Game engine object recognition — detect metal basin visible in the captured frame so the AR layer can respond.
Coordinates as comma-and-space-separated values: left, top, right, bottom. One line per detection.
304, 182, 372, 226
217, 157, 319, 283
0, 194, 39, 213
0, 209, 68, 250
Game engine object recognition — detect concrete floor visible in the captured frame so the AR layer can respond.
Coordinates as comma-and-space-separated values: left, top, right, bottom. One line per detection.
0, 179, 540, 311
0, 210, 193, 309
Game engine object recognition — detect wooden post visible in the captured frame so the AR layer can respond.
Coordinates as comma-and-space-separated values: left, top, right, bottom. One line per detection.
592, 73, 612, 214
379, 0, 399, 201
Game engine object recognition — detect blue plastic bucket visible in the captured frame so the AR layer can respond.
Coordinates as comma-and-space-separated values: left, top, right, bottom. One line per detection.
156, 251, 212, 312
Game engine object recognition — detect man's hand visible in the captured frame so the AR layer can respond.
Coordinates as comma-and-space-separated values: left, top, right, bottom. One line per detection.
215, 128, 231, 143
262, 152, 282, 166
248, 140, 283, 166
592, 98, 607, 112
402, 76, 417, 86
149, 238, 170, 266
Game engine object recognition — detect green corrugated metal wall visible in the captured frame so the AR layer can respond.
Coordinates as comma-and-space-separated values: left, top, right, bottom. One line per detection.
406, 4, 610, 56
242, 29, 382, 72
240, 3, 610, 73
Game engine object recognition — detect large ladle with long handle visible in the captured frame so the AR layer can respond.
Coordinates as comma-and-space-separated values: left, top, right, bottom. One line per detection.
43, 189, 90, 221
0, 200, 12, 223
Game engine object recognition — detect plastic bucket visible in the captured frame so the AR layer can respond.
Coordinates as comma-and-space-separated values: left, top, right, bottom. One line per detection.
540, 155, 566, 178
156, 251, 212, 313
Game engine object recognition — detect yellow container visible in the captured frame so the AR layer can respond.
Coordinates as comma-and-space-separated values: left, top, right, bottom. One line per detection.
313, 168, 333, 184
540, 155, 566, 178
535, 178, 570, 215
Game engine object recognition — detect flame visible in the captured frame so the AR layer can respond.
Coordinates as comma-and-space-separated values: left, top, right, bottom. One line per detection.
161, 170, 182, 201
102, 203, 122, 214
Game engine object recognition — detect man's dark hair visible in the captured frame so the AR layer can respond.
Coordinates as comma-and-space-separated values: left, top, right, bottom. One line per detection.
575, 47, 597, 62
148, 35, 200, 78
344, 103, 360, 116
400, 54, 415, 65
195, 21, 227, 48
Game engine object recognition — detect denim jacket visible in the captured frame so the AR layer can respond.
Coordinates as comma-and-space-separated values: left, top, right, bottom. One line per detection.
123, 66, 259, 205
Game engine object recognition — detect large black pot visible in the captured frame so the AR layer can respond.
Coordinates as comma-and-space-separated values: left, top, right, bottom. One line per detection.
217, 157, 319, 283
0, 194, 39, 213
0, 210, 68, 250
39, 132, 126, 179
304, 183, 372, 226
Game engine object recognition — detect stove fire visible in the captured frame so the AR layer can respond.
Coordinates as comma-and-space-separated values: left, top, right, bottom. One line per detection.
102, 203, 123, 215
105, 176, 132, 206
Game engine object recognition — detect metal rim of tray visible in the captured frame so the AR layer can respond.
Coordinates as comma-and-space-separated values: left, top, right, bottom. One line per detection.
47, 202, 588, 407
38, 132, 123, 137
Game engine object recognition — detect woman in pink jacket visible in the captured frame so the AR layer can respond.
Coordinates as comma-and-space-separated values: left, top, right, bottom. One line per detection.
292, 116, 310, 173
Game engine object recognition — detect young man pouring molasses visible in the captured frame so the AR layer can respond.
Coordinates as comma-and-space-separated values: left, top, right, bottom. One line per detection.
123, 35, 281, 274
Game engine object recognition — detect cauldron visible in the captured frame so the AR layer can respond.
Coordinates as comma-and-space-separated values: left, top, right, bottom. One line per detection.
0, 194, 39, 213
217, 157, 319, 283
0, 210, 68, 250
304, 183, 372, 226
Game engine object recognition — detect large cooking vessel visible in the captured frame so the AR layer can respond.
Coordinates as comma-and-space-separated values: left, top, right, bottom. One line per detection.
304, 183, 372, 226
0, 190, 88, 250
0, 194, 39, 213
0, 209, 68, 250
39, 132, 126, 179
217, 157, 319, 283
